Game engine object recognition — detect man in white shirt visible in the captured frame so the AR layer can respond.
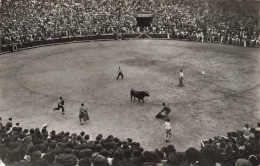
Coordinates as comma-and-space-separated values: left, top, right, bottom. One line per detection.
0, 159, 6, 166
242, 124, 250, 140
163, 119, 172, 142
242, 124, 250, 135
179, 69, 184, 86
116, 66, 123, 80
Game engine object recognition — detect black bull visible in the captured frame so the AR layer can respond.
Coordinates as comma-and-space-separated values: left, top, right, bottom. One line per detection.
131, 89, 150, 103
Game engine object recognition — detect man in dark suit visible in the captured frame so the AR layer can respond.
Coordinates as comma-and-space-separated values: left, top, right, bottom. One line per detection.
156, 103, 171, 119
116, 67, 123, 80
53, 97, 65, 114
79, 103, 89, 125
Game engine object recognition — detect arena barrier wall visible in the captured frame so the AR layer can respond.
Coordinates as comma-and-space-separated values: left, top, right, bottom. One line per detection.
1, 33, 257, 55
0, 34, 117, 54
0, 33, 171, 54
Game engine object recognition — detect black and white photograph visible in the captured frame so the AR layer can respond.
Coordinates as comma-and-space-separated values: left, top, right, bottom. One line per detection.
0, 0, 260, 165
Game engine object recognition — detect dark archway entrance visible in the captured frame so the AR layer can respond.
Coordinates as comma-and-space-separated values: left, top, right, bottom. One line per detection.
136, 14, 153, 27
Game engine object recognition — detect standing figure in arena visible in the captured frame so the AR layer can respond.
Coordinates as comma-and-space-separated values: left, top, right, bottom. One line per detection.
53, 97, 65, 114
179, 69, 184, 86
79, 103, 89, 125
156, 102, 171, 119
116, 66, 123, 80
163, 119, 172, 142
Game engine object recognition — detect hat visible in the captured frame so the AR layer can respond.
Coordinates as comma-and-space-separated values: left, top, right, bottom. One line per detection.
235, 159, 252, 166
92, 152, 100, 159
32, 150, 42, 159
79, 157, 91, 166
96, 134, 102, 140
81, 149, 93, 158
93, 154, 107, 165
42, 124, 47, 128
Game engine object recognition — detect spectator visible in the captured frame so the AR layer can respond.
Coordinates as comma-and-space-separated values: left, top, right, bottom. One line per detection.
248, 155, 258, 166
243, 124, 251, 141
235, 159, 252, 166
79, 157, 92, 166
255, 122, 260, 132
5, 118, 12, 131
186, 147, 201, 165
200, 146, 221, 166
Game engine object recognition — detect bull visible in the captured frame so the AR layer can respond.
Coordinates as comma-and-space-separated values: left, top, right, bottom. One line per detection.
131, 88, 150, 103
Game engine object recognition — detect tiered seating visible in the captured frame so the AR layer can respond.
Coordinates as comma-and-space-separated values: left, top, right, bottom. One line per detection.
0, 0, 259, 48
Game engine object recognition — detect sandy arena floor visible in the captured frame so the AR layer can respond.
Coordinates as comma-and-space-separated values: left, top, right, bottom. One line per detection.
0, 40, 260, 151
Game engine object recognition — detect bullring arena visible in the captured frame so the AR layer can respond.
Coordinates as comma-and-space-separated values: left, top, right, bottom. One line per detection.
1, 39, 260, 152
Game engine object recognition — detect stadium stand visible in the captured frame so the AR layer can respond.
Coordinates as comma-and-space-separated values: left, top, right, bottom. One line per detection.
0, 0, 259, 53
0, 116, 260, 166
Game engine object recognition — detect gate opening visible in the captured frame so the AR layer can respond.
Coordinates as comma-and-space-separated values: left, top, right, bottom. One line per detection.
136, 14, 153, 27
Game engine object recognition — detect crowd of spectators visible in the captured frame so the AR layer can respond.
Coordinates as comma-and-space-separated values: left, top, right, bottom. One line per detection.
202, 122, 260, 166
0, 0, 259, 49
0, 116, 260, 166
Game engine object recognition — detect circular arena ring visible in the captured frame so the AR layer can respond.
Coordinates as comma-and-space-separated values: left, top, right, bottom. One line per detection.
0, 39, 260, 151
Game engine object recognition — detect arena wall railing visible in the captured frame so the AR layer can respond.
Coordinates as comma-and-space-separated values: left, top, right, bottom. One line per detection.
0, 34, 117, 54
0, 33, 172, 55
1, 33, 258, 55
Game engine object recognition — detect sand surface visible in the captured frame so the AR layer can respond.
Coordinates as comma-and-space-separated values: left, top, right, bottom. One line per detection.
0, 40, 260, 151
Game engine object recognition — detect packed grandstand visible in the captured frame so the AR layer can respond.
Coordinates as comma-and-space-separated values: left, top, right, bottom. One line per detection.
0, 0, 260, 51
1, 0, 260, 166
0, 117, 260, 166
